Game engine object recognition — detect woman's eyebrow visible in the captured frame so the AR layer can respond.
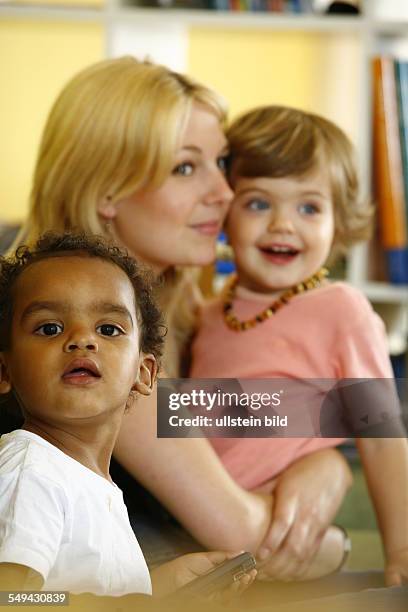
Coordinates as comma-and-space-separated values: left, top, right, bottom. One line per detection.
180, 145, 229, 155
180, 145, 201, 153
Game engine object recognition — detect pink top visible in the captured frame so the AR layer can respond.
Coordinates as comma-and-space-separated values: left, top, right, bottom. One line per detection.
190, 282, 393, 489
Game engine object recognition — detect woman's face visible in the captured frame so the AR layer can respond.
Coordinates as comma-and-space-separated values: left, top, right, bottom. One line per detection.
106, 103, 233, 274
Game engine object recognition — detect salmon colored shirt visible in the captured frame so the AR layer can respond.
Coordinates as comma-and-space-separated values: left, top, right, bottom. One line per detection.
190, 282, 393, 489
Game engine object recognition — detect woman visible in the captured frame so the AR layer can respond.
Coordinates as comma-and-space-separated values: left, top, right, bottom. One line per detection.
10, 56, 352, 581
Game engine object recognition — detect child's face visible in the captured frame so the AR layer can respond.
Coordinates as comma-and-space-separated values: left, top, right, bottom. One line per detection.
226, 167, 335, 294
0, 256, 154, 427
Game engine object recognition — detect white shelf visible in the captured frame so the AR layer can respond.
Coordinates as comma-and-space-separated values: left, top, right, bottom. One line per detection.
114, 8, 366, 31
354, 282, 408, 304
0, 4, 104, 21
0, 4, 368, 30
371, 20, 408, 36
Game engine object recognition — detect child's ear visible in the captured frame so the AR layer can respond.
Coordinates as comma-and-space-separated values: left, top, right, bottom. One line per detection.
0, 354, 11, 394
132, 354, 157, 396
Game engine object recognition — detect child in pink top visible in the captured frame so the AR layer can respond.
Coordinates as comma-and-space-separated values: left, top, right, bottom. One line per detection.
191, 106, 408, 586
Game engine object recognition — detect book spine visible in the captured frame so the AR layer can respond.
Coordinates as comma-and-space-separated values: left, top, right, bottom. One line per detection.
372, 56, 407, 253
395, 61, 408, 222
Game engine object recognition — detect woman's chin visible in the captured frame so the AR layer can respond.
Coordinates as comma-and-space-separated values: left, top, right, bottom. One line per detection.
189, 252, 216, 268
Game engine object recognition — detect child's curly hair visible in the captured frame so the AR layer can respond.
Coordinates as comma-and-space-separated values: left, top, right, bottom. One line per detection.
227, 106, 373, 260
0, 232, 166, 364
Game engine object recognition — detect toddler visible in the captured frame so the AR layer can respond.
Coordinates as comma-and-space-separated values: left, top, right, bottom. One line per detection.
191, 106, 408, 586
0, 232, 253, 603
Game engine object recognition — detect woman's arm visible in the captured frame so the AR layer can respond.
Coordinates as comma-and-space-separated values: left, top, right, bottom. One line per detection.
256, 448, 352, 579
115, 391, 272, 552
115, 394, 351, 556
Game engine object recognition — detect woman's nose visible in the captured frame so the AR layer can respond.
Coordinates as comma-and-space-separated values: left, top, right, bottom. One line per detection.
203, 169, 234, 208
63, 327, 98, 353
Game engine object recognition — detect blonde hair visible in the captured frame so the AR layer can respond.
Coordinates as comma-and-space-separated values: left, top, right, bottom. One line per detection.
227, 106, 372, 260
15, 56, 226, 247
14, 56, 227, 375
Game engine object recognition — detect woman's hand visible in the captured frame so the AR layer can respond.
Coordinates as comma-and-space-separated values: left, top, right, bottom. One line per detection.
256, 449, 352, 580
150, 552, 256, 600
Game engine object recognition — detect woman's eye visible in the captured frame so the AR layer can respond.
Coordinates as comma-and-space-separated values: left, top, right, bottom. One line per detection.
246, 199, 270, 212
35, 323, 63, 336
299, 202, 319, 215
173, 162, 194, 177
217, 155, 229, 174
96, 324, 122, 337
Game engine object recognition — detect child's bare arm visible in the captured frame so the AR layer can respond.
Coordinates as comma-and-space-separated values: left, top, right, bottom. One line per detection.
150, 551, 256, 599
357, 437, 408, 585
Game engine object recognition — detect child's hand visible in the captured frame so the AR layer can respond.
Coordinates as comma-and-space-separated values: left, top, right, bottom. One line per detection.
385, 548, 408, 586
150, 551, 256, 600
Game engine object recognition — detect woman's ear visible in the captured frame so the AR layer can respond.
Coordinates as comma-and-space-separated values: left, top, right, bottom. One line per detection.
0, 355, 11, 394
97, 197, 117, 221
132, 354, 157, 396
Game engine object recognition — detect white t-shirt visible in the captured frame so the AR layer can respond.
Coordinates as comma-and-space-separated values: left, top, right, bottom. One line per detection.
0, 430, 152, 596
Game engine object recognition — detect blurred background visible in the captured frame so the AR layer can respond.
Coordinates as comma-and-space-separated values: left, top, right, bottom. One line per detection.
0, 0, 407, 570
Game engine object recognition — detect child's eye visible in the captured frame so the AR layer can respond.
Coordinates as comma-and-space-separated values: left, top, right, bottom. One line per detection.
299, 202, 320, 215
172, 162, 194, 177
35, 323, 63, 336
96, 324, 123, 337
246, 199, 270, 212
217, 155, 229, 174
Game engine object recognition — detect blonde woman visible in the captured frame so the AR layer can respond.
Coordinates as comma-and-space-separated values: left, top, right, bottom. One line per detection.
9, 56, 352, 578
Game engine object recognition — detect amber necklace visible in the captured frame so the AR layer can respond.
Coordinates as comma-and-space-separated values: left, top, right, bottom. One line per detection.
223, 268, 329, 332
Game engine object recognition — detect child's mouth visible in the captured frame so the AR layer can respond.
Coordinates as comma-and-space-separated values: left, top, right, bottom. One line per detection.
62, 359, 101, 385
259, 245, 300, 264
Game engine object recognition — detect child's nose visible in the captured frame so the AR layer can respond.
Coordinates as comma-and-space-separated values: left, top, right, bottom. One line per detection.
267, 209, 295, 233
63, 329, 98, 353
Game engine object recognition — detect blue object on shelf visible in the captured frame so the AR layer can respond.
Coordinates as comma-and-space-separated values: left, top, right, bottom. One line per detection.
386, 248, 408, 284
216, 259, 235, 274
216, 231, 235, 275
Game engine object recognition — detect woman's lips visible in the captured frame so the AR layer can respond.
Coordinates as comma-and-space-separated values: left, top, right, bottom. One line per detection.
190, 221, 220, 236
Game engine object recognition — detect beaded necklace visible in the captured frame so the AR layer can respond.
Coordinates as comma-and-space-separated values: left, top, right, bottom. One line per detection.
223, 268, 329, 332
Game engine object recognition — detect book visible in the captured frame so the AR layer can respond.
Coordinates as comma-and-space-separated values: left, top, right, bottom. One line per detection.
372, 56, 408, 283
395, 60, 408, 225
394, 59, 408, 283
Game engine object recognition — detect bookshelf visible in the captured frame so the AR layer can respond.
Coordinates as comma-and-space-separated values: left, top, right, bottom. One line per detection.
0, 0, 407, 350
